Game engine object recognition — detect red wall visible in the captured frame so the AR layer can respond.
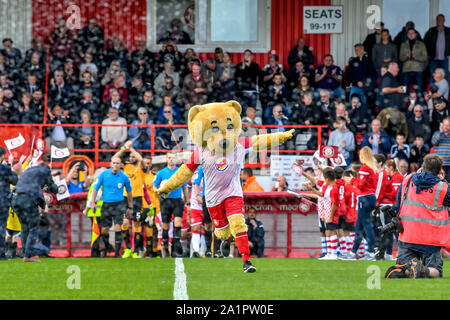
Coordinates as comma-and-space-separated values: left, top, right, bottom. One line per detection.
32, 0, 330, 68
32, 0, 147, 51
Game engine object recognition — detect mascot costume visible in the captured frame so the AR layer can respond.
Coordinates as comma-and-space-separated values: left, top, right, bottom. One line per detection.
156, 100, 294, 272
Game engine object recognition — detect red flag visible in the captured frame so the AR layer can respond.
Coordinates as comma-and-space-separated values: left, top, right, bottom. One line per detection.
319, 145, 338, 159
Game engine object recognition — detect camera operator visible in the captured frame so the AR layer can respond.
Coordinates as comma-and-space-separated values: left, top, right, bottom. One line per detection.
11, 163, 58, 262
385, 154, 450, 278
66, 161, 90, 194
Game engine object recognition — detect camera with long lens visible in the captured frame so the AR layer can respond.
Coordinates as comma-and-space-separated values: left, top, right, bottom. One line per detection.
378, 206, 403, 234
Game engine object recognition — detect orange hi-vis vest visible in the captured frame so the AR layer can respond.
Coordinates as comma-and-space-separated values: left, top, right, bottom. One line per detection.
398, 174, 450, 247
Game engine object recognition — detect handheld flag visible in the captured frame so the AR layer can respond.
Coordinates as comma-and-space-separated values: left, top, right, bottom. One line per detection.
51, 145, 70, 159
4, 133, 25, 151
91, 215, 100, 247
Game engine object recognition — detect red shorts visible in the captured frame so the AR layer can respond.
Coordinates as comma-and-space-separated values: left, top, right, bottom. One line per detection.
208, 196, 245, 230
190, 208, 204, 227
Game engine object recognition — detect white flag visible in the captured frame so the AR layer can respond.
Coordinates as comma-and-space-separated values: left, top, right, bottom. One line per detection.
330, 154, 347, 167
4, 133, 25, 150
55, 176, 70, 201
51, 145, 70, 159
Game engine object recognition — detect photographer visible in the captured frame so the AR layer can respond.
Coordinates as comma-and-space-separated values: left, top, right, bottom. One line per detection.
66, 161, 90, 194
11, 163, 58, 262
385, 154, 450, 278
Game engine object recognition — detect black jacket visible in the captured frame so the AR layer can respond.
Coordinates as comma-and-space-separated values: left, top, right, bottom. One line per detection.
0, 164, 17, 207
424, 26, 450, 59
14, 166, 58, 204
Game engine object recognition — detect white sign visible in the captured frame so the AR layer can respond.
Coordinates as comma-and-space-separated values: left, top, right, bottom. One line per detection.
55, 176, 70, 201
303, 6, 343, 34
270, 155, 317, 191
51, 145, 70, 159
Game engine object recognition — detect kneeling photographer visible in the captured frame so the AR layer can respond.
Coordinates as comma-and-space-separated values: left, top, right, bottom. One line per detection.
385, 154, 450, 279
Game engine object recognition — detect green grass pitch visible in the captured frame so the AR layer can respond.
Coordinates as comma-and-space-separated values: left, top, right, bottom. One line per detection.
0, 258, 449, 300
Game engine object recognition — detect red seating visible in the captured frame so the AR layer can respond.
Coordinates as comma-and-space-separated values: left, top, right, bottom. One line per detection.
288, 251, 311, 258
49, 250, 70, 258
263, 250, 286, 258
314, 251, 322, 258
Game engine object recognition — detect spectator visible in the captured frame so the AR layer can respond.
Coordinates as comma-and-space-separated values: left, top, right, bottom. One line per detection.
75, 89, 101, 124
220, 51, 236, 80
287, 36, 314, 71
0, 53, 8, 74
241, 168, 264, 192
314, 54, 345, 99
48, 18, 76, 68
235, 49, 261, 110
328, 116, 355, 165
201, 57, 221, 88
10, 92, 38, 124
297, 91, 324, 126
78, 71, 100, 102
378, 62, 405, 110
431, 116, 450, 180
128, 75, 147, 106
155, 104, 182, 150
265, 104, 291, 131
345, 43, 377, 104
79, 52, 99, 79
261, 54, 286, 88
139, 90, 158, 122
31, 89, 45, 122
0, 87, 13, 122
21, 52, 44, 82
158, 41, 184, 72
74, 109, 95, 150
1, 38, 22, 67
410, 135, 429, 167
361, 118, 391, 155
363, 21, 390, 59
100, 107, 127, 154
390, 133, 410, 161
130, 40, 155, 84
155, 74, 183, 106
153, 60, 180, 93
182, 62, 212, 112
157, 95, 182, 122
102, 74, 128, 103
261, 73, 290, 109
430, 97, 450, 134
245, 207, 265, 258
394, 21, 423, 55
271, 175, 289, 192
291, 75, 312, 104
424, 14, 450, 82
317, 89, 336, 127
214, 68, 236, 103
49, 69, 74, 109
21, 73, 41, 97
45, 104, 74, 151
242, 106, 262, 126
101, 60, 126, 87
65, 161, 90, 194
286, 60, 312, 90
425, 68, 449, 110
214, 47, 224, 65
376, 107, 408, 142
77, 18, 105, 58
405, 89, 426, 119
102, 88, 129, 121
24, 36, 46, 65
407, 104, 431, 144
63, 59, 78, 86
128, 107, 153, 152
399, 28, 428, 93
158, 18, 193, 45
398, 159, 409, 177
372, 29, 398, 73
104, 37, 129, 72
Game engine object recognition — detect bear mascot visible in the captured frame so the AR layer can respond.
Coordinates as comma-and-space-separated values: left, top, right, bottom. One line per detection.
156, 100, 294, 272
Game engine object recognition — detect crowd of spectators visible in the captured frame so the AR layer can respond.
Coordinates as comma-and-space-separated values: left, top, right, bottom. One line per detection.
0, 15, 449, 173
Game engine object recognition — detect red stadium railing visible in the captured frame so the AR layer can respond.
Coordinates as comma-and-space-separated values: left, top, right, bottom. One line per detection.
0, 123, 329, 169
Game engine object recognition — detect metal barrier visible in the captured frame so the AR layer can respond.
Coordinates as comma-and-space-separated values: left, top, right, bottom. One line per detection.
0, 123, 328, 169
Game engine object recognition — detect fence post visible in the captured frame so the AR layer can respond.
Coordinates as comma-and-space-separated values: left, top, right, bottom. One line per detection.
287, 212, 292, 257
94, 125, 99, 167
66, 212, 72, 257
151, 126, 155, 157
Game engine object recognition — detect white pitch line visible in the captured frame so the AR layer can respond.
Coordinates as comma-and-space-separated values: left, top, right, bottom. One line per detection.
173, 258, 189, 300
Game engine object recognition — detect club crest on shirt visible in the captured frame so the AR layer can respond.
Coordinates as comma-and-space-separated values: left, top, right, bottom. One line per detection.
215, 157, 229, 172
117, 183, 123, 189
